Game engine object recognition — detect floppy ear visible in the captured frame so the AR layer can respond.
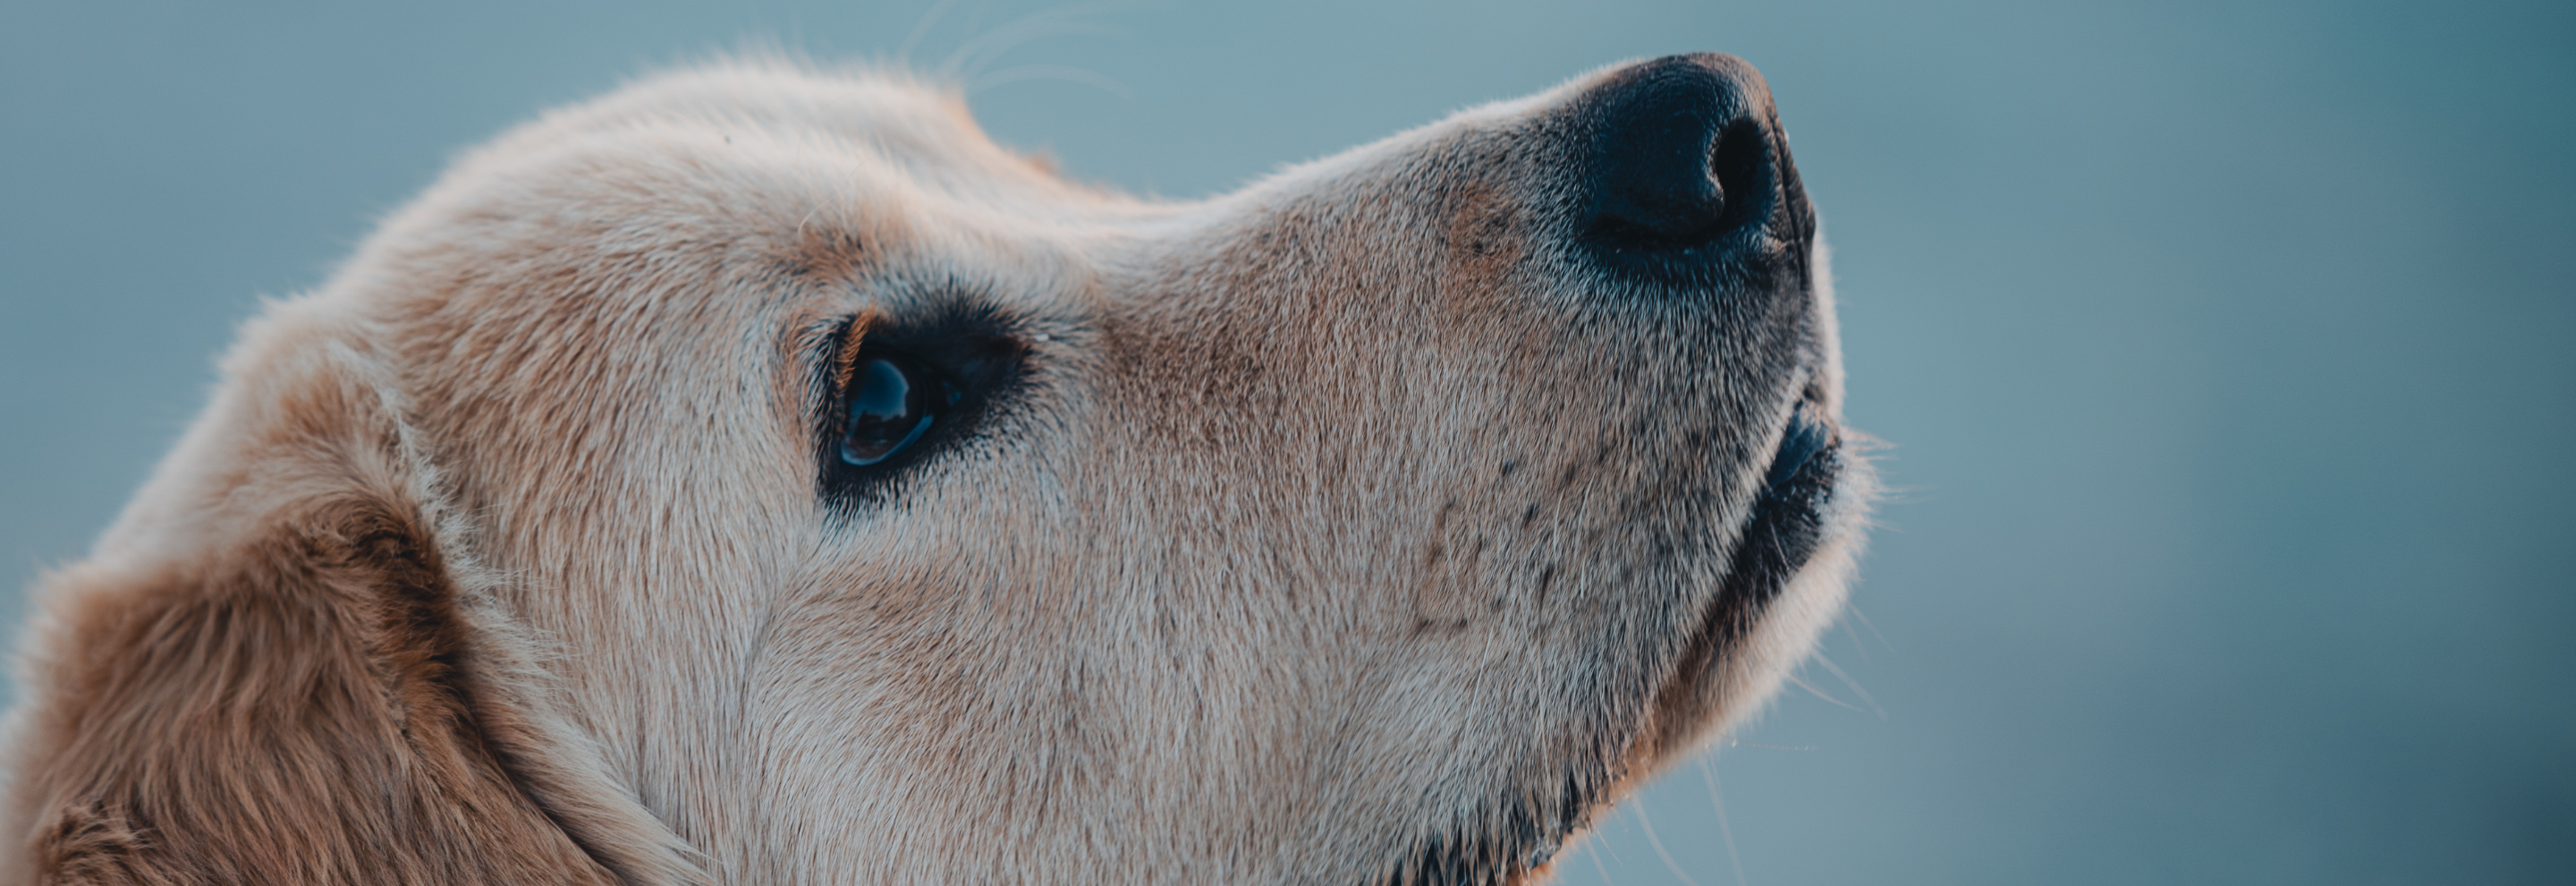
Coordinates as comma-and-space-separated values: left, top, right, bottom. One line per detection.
0, 322, 701, 885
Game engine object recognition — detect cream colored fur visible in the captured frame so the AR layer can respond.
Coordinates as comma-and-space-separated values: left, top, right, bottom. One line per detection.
1, 57, 1870, 885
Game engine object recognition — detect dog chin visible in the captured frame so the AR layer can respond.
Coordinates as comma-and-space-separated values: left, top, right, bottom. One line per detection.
1426, 429, 1874, 886
1633, 405, 1874, 773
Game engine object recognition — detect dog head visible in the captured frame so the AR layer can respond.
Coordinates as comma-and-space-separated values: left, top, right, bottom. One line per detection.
4, 55, 1868, 885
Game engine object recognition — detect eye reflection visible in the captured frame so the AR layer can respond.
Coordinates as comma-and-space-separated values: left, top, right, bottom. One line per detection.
842, 355, 939, 466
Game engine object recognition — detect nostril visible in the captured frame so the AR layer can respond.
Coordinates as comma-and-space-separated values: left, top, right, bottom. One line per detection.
1581, 54, 1779, 257
1707, 117, 1770, 240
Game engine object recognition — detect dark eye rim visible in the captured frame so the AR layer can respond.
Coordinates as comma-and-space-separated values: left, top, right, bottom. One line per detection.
810, 302, 1031, 505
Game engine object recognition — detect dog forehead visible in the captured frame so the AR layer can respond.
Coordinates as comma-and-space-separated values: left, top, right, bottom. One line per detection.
352, 66, 1171, 368
387, 64, 1131, 282
474, 63, 1085, 204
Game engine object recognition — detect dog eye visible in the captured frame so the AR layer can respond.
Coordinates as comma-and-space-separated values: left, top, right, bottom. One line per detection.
841, 351, 954, 466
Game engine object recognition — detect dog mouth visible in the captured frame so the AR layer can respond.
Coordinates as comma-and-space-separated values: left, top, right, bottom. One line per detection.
1388, 403, 1847, 886
1717, 397, 1843, 629
1637, 396, 1846, 754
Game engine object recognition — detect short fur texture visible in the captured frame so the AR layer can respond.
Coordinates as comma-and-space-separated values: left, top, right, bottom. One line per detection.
2, 55, 1871, 885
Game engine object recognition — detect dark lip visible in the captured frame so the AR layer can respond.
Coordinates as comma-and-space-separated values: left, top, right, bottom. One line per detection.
1713, 398, 1843, 639
1647, 397, 1844, 737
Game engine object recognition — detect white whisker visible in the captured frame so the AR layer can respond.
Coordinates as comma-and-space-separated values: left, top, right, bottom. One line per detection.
936, 2, 1138, 83
970, 64, 1134, 99
1839, 618, 1871, 663
1811, 653, 1885, 720
1783, 672, 1861, 712
1634, 803, 1702, 886
1696, 756, 1749, 886
1849, 605, 1895, 653
897, 0, 968, 67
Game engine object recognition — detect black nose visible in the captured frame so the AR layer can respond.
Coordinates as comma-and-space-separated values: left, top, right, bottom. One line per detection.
1579, 54, 1792, 269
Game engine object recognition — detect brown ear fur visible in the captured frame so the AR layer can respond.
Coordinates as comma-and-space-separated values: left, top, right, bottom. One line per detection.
0, 319, 684, 885
9, 501, 621, 885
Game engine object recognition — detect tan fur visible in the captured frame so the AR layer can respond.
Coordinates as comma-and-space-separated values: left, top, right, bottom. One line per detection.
3, 56, 1869, 885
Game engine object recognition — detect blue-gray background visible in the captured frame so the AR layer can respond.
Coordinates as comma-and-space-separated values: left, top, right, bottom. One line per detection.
4, 1, 2569, 882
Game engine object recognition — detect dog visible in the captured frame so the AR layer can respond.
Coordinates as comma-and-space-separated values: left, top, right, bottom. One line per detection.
0, 53, 1870, 885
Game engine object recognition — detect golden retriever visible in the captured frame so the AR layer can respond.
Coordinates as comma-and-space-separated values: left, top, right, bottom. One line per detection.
0, 53, 1871, 885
